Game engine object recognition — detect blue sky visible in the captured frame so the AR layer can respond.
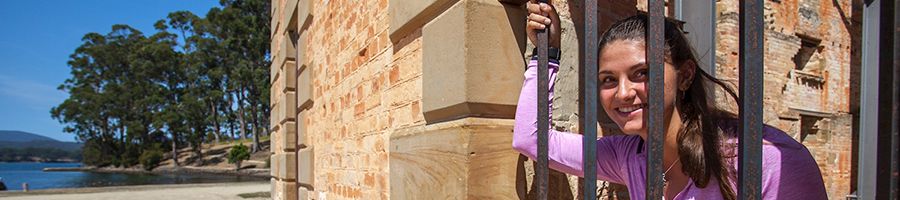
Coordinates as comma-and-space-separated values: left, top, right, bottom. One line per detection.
0, 1, 220, 142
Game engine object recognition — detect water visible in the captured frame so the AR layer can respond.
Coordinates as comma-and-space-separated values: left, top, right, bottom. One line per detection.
0, 162, 266, 191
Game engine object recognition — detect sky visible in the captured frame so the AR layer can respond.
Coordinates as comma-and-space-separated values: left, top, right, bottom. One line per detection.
0, 1, 220, 142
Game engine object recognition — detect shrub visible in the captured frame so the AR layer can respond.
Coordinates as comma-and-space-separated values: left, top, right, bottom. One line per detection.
139, 150, 164, 171
227, 143, 251, 170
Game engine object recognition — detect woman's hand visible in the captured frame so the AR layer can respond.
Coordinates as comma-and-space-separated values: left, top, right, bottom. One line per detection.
526, 0, 561, 48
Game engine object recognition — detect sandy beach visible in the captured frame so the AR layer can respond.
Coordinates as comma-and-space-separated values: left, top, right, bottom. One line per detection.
0, 181, 271, 200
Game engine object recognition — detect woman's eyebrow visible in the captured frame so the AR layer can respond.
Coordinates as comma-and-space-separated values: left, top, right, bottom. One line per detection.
598, 62, 647, 75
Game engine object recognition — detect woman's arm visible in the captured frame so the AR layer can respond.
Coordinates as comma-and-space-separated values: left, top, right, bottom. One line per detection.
512, 59, 627, 183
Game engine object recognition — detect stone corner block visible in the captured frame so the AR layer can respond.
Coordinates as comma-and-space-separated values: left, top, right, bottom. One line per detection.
297, 147, 315, 186
296, 111, 309, 148
274, 152, 297, 180
271, 178, 298, 200
297, 63, 314, 111
389, 118, 519, 199
421, 0, 527, 124
277, 121, 297, 152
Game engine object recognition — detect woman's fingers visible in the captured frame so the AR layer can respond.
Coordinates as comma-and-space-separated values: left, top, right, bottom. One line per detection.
527, 20, 546, 30
528, 13, 551, 25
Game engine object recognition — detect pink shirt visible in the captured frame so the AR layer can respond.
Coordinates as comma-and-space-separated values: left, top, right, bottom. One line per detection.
512, 60, 827, 199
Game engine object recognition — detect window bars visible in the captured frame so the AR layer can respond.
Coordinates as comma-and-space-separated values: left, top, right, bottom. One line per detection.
532, 0, 765, 199
534, 0, 899, 199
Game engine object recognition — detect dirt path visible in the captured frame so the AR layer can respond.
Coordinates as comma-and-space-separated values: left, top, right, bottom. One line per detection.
0, 182, 270, 200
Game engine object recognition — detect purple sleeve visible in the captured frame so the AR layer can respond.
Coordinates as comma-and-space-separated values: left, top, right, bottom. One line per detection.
759, 127, 829, 199
512, 59, 627, 184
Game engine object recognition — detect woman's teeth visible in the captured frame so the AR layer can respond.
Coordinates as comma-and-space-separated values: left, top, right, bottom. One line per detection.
617, 104, 643, 113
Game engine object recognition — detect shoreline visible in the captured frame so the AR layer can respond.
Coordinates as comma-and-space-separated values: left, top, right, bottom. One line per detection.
43, 165, 270, 178
0, 181, 270, 199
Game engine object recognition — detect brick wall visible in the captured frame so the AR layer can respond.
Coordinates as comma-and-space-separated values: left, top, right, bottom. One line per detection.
271, 0, 858, 199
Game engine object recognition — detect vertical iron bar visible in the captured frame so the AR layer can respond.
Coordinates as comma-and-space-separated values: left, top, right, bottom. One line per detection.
859, 0, 880, 199
646, 0, 666, 199
881, 0, 899, 198
738, 0, 764, 199
535, 0, 550, 199
581, 0, 598, 199
892, 0, 900, 197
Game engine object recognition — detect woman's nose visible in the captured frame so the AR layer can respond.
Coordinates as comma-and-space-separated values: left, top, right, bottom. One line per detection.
615, 79, 636, 101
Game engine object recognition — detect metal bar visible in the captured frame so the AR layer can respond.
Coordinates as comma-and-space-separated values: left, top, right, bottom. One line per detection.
892, 0, 900, 197
645, 0, 666, 199
858, 0, 880, 199
681, 0, 717, 76
880, 0, 899, 198
738, 0, 764, 199
581, 0, 598, 199
890, 1, 900, 195
535, 0, 550, 199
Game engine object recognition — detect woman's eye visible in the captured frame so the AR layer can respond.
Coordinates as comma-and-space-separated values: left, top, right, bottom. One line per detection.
600, 77, 616, 87
635, 69, 647, 77
633, 69, 648, 81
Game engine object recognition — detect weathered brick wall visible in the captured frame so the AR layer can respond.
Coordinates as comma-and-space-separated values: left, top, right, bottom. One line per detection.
713, 1, 856, 199
271, 0, 858, 199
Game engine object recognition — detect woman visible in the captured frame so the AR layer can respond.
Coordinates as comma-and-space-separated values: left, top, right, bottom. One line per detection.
512, 1, 828, 199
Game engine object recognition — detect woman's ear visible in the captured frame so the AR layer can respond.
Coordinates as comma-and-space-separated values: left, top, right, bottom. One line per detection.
678, 60, 697, 91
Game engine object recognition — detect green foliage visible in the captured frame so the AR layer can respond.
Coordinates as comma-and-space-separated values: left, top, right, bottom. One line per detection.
227, 143, 251, 164
139, 149, 164, 171
51, 0, 271, 167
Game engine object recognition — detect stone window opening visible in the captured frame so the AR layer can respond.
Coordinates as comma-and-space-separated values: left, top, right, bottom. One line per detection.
791, 35, 825, 89
799, 114, 831, 143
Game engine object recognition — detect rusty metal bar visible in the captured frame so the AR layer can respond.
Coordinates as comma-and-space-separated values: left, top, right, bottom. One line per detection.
738, 0, 764, 199
535, 0, 550, 199
882, 0, 899, 198
580, 0, 598, 199
890, 1, 900, 199
645, 0, 666, 199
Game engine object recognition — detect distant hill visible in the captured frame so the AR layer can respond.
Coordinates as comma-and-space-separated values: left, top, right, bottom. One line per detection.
0, 130, 81, 151
0, 130, 57, 142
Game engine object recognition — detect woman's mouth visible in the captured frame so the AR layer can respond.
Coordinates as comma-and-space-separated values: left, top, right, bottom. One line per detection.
616, 104, 645, 115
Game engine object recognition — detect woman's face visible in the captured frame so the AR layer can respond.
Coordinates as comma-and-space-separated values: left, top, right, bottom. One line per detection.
598, 40, 687, 138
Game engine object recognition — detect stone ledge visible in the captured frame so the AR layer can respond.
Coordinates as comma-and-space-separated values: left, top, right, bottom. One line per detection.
389, 0, 459, 42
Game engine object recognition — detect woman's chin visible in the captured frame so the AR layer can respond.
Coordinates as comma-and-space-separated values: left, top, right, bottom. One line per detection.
617, 123, 646, 136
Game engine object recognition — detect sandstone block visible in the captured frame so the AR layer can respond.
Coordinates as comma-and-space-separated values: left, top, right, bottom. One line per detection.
274, 152, 297, 180
279, 121, 297, 152
421, 0, 527, 123
389, 0, 457, 42
297, 147, 315, 186
271, 178, 298, 200
297, 63, 314, 111
390, 117, 519, 199
296, 111, 309, 148
283, 60, 297, 92
276, 91, 297, 124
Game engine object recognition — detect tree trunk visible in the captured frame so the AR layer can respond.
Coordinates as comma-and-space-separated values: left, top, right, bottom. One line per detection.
236, 91, 247, 141
211, 101, 221, 144
171, 132, 179, 167
250, 97, 261, 153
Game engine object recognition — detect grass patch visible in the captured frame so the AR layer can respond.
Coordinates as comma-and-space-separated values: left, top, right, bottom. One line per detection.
237, 191, 270, 199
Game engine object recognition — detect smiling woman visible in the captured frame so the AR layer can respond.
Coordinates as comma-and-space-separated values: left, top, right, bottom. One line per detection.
512, 1, 828, 199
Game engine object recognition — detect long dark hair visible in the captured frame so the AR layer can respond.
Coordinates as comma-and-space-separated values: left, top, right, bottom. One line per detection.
597, 14, 741, 200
